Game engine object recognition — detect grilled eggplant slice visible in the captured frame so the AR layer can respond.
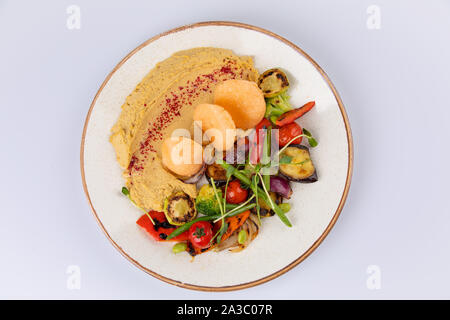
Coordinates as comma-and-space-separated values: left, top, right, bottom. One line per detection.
251, 191, 283, 217
257, 68, 289, 98
205, 163, 228, 185
163, 191, 197, 226
279, 145, 318, 183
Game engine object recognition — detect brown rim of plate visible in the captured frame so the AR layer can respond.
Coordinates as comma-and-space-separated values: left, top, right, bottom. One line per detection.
80, 21, 354, 292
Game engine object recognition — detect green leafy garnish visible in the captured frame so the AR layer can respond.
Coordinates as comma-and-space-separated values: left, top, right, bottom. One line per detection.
262, 126, 271, 190
277, 131, 318, 158
167, 204, 257, 241
222, 173, 232, 227
257, 171, 291, 227
308, 137, 318, 147
210, 178, 225, 217
279, 155, 293, 164
225, 165, 235, 179
210, 177, 227, 244
193, 227, 206, 238
122, 187, 130, 196
302, 128, 318, 147
265, 92, 293, 119
213, 194, 256, 223
240, 167, 254, 179
217, 222, 228, 244
279, 156, 310, 166
239, 181, 249, 190
253, 174, 261, 222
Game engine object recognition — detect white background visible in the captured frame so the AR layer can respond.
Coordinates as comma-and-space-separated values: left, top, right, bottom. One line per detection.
1, 0, 449, 299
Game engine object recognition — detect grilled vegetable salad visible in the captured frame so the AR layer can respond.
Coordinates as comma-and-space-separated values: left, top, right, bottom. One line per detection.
123, 68, 318, 257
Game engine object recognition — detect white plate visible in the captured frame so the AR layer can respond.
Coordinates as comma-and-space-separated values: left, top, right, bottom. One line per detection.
81, 22, 353, 291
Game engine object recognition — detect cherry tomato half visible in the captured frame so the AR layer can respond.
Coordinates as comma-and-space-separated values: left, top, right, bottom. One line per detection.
225, 180, 249, 204
278, 122, 303, 147
188, 221, 213, 249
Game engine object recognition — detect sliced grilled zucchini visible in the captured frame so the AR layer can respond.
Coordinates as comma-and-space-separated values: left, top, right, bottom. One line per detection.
279, 145, 318, 183
163, 191, 197, 226
257, 68, 289, 98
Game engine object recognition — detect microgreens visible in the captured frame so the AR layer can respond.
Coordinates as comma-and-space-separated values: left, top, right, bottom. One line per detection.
217, 222, 228, 244
225, 165, 235, 179
222, 174, 232, 224
258, 172, 275, 210
302, 128, 318, 147
210, 177, 224, 217
262, 126, 271, 191
213, 194, 256, 223
277, 133, 318, 158
253, 174, 261, 222
210, 177, 226, 244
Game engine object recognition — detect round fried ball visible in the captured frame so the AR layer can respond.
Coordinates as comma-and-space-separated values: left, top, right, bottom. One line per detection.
193, 103, 236, 151
214, 79, 265, 130
161, 136, 203, 178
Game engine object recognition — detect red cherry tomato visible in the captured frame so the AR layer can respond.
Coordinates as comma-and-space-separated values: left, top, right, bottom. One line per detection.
188, 221, 213, 249
278, 122, 303, 147
255, 118, 272, 132
225, 180, 249, 204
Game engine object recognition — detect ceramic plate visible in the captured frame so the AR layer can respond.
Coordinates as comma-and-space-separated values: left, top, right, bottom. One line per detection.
81, 21, 353, 291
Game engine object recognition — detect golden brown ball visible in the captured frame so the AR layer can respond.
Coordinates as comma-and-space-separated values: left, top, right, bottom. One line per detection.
214, 79, 265, 129
161, 136, 203, 178
193, 103, 236, 151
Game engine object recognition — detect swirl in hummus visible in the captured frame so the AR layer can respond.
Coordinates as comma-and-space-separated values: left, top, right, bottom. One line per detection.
110, 47, 259, 211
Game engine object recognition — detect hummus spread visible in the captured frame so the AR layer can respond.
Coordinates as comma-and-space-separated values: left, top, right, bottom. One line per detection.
110, 47, 259, 211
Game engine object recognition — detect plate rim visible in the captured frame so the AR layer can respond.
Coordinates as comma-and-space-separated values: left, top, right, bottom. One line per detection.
80, 21, 354, 292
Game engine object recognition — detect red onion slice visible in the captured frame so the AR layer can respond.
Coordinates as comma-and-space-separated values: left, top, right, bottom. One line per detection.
270, 176, 293, 199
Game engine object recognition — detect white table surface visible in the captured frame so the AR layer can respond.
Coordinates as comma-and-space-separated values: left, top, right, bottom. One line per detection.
1, 0, 449, 299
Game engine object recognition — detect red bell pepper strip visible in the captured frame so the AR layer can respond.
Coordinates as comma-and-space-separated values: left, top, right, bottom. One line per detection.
275, 101, 315, 126
250, 118, 272, 164
136, 211, 189, 242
